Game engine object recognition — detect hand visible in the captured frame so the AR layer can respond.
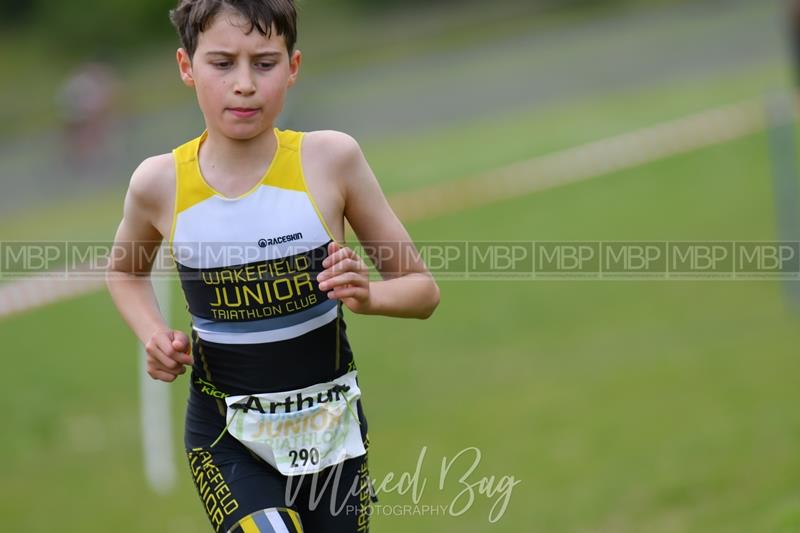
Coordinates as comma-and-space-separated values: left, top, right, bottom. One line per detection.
316, 241, 372, 314
144, 329, 193, 382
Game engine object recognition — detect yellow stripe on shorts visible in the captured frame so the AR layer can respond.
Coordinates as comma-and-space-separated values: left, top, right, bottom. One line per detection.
287, 509, 303, 532
239, 515, 261, 533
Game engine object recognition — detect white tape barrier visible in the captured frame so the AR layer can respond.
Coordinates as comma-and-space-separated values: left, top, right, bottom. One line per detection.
139, 253, 177, 494
388, 99, 765, 221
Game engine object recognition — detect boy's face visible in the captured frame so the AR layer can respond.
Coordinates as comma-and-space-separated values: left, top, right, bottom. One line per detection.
176, 9, 300, 141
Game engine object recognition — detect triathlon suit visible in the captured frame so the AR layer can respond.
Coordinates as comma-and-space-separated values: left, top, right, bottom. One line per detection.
170, 128, 375, 533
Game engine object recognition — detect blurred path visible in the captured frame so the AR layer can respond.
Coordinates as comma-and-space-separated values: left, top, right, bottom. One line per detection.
290, 0, 785, 137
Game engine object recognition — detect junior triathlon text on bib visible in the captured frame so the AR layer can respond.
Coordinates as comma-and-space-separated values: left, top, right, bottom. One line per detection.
224, 371, 365, 476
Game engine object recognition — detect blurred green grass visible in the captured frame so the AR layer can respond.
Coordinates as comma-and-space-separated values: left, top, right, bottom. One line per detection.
2, 130, 800, 532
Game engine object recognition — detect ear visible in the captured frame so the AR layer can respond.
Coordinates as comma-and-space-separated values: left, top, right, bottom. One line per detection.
287, 50, 302, 88
176, 48, 195, 88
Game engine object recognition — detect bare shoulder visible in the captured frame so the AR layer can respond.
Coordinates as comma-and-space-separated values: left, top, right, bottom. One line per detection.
124, 153, 176, 238
302, 130, 363, 170
301, 129, 371, 201
128, 153, 174, 203
299, 131, 365, 241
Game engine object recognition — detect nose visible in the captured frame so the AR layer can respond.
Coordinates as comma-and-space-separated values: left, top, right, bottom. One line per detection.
233, 65, 256, 96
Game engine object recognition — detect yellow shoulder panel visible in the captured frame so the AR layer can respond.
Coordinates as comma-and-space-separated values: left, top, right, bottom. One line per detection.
169, 133, 216, 247
264, 129, 306, 192
173, 133, 216, 215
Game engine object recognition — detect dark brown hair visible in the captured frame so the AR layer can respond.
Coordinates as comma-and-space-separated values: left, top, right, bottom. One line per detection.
169, 0, 297, 59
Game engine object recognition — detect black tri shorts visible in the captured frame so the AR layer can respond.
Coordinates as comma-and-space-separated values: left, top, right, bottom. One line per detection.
184, 379, 377, 533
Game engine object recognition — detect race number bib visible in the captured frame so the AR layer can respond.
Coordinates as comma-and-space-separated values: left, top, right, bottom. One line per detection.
223, 371, 366, 476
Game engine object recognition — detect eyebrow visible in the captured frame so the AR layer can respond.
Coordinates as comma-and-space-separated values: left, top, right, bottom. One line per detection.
204, 50, 283, 58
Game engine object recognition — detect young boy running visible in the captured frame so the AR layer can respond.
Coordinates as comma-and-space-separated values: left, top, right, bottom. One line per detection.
106, 1, 440, 531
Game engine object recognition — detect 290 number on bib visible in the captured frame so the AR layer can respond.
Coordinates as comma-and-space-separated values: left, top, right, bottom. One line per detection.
289, 447, 320, 468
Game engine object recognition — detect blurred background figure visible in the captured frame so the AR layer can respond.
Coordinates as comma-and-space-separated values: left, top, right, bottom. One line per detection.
56, 61, 118, 177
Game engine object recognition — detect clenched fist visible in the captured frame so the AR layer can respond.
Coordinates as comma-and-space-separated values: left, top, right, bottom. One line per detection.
144, 329, 193, 382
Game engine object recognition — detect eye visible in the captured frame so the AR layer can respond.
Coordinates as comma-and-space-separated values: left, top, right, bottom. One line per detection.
256, 62, 275, 70
212, 61, 232, 69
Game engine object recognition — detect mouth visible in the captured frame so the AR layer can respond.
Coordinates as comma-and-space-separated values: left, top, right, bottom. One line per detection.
227, 107, 260, 119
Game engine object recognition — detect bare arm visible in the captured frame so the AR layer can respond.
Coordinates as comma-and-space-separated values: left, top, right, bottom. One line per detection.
315, 132, 440, 319
106, 156, 192, 381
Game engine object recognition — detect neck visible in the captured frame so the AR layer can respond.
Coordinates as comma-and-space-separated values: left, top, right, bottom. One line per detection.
202, 127, 278, 173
